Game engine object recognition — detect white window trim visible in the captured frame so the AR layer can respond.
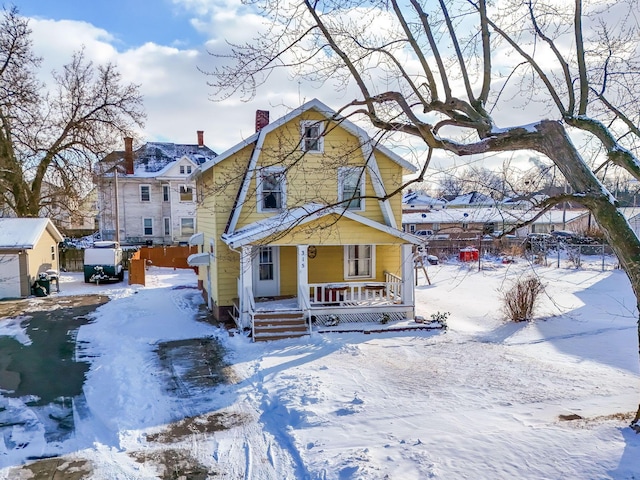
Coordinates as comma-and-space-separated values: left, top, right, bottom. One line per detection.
179, 185, 194, 202
409, 224, 416, 233
300, 119, 324, 153
163, 217, 171, 236
257, 167, 286, 213
180, 217, 196, 236
140, 184, 151, 202
143, 217, 154, 236
180, 165, 185, 174
162, 185, 169, 202
338, 166, 365, 211
344, 245, 375, 280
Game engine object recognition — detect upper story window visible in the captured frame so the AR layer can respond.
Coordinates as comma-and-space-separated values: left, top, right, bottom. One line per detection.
179, 165, 192, 175
338, 167, 365, 210
180, 218, 195, 236
162, 185, 169, 202
258, 167, 286, 212
300, 120, 324, 153
140, 185, 151, 202
179, 185, 193, 202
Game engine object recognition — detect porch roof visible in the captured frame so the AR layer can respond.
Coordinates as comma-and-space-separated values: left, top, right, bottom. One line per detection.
187, 253, 210, 266
221, 203, 422, 248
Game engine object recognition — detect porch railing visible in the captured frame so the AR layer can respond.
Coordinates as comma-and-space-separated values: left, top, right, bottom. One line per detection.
309, 276, 403, 307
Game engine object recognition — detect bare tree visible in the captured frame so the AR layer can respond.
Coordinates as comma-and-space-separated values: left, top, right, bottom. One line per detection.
206, 0, 640, 425
0, 6, 145, 219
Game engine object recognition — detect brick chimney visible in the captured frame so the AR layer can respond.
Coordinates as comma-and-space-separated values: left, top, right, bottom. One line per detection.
255, 110, 269, 132
197, 130, 204, 147
124, 137, 134, 175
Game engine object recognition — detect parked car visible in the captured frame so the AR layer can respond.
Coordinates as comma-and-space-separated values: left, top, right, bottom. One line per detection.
414, 230, 433, 237
550, 230, 577, 242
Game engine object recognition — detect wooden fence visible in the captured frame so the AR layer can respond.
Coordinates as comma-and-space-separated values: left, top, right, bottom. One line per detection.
59, 245, 198, 272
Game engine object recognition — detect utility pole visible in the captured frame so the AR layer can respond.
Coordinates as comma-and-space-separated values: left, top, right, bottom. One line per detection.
114, 167, 120, 243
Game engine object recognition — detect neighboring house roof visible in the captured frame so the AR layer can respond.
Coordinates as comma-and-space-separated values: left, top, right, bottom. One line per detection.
222, 203, 422, 248
0, 218, 63, 249
403, 207, 590, 226
97, 140, 218, 178
194, 98, 418, 178
402, 191, 446, 207
446, 191, 495, 207
403, 208, 535, 225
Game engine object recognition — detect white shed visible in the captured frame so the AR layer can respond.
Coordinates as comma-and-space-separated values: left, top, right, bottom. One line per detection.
0, 218, 63, 299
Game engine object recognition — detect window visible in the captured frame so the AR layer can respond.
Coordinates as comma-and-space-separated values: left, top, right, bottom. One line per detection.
462, 222, 469, 230
140, 185, 150, 202
258, 168, 285, 212
345, 245, 374, 279
338, 167, 365, 210
163, 185, 169, 202
187, 165, 192, 174
432, 223, 440, 232
300, 120, 324, 152
179, 185, 193, 202
163, 217, 170, 236
143, 218, 153, 236
51, 245, 55, 261
180, 165, 185, 174
409, 224, 416, 233
179, 165, 192, 175
180, 218, 195, 236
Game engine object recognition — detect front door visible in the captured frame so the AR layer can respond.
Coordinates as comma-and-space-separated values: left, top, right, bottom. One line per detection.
252, 246, 279, 297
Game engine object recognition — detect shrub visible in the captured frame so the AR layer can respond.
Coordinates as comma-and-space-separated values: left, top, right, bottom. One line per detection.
501, 276, 544, 322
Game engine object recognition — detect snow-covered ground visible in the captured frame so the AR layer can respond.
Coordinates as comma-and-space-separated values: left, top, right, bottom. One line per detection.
1, 259, 640, 479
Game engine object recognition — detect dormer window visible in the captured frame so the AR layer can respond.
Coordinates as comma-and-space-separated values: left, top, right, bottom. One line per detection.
300, 120, 324, 153
179, 165, 192, 175
258, 167, 286, 212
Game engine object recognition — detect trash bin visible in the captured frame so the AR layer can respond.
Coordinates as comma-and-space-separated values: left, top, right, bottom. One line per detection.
32, 273, 50, 296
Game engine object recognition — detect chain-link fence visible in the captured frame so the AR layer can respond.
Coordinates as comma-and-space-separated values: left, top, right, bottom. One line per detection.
419, 238, 619, 271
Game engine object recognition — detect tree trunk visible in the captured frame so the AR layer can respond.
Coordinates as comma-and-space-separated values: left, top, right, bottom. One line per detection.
534, 121, 640, 427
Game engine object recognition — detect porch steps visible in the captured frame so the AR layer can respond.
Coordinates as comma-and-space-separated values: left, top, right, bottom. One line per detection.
253, 311, 309, 342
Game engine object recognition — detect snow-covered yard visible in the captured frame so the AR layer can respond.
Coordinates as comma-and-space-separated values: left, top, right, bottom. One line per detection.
1, 259, 640, 479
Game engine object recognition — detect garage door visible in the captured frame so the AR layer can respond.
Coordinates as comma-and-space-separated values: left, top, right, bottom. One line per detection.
0, 254, 21, 299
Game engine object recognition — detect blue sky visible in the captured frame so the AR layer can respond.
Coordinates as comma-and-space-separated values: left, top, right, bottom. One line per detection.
14, 0, 202, 49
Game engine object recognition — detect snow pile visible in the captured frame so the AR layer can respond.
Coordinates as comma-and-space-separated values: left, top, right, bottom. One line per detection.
0, 262, 639, 478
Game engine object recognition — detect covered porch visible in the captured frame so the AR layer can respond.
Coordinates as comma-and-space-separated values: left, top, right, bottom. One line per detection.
231, 243, 416, 340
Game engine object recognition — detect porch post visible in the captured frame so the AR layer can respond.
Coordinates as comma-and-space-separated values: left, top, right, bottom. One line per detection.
297, 245, 310, 310
239, 245, 253, 329
401, 244, 415, 319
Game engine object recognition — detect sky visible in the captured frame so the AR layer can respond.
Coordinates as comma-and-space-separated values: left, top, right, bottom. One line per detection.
13, 0, 321, 155
1, 260, 639, 477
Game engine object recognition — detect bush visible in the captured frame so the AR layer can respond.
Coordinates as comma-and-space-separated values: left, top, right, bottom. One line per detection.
501, 276, 544, 322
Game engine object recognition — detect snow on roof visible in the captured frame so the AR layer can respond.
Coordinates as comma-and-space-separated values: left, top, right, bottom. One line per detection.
402, 192, 446, 206
196, 98, 417, 177
97, 141, 218, 178
446, 192, 494, 206
0, 218, 63, 249
403, 208, 534, 225
222, 203, 421, 248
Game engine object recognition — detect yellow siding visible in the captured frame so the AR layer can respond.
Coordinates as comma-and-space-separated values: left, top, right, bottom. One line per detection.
195, 107, 410, 310
28, 230, 58, 281
307, 244, 402, 283
265, 215, 406, 246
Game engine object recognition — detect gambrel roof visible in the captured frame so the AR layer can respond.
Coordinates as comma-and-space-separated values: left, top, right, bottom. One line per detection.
194, 98, 418, 177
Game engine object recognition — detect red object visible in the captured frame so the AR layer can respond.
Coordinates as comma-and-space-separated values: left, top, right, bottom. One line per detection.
459, 248, 479, 262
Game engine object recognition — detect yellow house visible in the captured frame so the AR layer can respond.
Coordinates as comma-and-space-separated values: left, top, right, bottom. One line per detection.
189, 99, 420, 340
